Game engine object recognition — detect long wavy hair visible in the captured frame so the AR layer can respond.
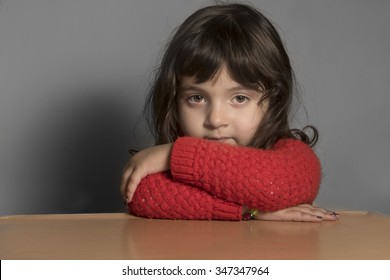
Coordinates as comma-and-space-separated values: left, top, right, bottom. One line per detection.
144, 3, 318, 149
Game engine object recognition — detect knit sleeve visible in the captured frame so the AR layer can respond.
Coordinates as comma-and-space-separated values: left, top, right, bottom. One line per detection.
128, 172, 242, 221
170, 137, 321, 212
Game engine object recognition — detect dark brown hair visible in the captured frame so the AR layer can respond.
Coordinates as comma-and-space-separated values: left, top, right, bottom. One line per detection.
144, 3, 318, 148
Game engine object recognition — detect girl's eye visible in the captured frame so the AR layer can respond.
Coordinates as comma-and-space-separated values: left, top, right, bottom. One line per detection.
233, 95, 249, 103
188, 95, 204, 103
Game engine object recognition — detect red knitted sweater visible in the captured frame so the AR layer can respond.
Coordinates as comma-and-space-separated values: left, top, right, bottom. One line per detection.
128, 137, 321, 221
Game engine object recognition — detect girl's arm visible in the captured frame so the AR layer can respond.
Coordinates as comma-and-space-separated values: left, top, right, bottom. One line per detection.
170, 137, 321, 212
128, 172, 338, 222
128, 172, 242, 220
122, 137, 321, 215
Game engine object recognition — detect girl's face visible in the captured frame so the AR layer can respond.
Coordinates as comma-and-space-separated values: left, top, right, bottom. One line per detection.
177, 67, 268, 146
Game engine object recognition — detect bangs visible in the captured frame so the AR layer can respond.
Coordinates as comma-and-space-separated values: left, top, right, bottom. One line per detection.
175, 33, 224, 84
174, 19, 267, 90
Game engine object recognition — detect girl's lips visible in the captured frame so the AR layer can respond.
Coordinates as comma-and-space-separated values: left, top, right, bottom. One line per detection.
206, 137, 229, 140
205, 137, 234, 143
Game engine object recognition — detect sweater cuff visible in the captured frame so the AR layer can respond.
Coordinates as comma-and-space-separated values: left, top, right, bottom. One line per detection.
212, 200, 242, 221
170, 137, 200, 183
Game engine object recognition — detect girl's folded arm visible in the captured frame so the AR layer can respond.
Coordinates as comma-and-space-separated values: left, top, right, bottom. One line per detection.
170, 137, 321, 212
128, 172, 242, 221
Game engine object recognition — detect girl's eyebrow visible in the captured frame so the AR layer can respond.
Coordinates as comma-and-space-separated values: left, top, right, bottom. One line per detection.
179, 84, 254, 93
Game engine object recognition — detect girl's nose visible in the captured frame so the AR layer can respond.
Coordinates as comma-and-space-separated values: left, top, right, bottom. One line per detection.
204, 103, 228, 129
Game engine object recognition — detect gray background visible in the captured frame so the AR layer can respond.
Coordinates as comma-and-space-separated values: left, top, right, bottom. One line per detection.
1, 0, 389, 216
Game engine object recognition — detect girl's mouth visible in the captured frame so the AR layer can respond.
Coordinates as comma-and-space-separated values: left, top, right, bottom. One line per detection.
206, 137, 233, 143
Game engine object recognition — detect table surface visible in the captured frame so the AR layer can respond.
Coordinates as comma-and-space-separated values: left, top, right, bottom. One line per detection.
1, 211, 390, 260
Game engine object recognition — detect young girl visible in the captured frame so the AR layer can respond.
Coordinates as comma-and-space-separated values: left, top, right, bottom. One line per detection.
120, 3, 339, 222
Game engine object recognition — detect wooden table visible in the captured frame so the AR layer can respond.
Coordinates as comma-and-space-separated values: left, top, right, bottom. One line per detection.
1, 211, 389, 259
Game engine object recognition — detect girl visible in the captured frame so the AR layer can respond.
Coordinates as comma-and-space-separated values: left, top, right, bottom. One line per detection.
120, 3, 339, 222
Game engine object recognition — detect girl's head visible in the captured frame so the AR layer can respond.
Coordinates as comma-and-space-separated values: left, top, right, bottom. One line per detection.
145, 3, 317, 148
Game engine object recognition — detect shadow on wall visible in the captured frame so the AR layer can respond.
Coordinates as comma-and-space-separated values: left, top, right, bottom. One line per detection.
21, 85, 148, 214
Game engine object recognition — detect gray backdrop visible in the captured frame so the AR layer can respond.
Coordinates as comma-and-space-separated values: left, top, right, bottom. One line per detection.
1, 0, 389, 216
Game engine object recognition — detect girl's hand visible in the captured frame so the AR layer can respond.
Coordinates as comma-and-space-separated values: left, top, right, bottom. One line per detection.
254, 204, 340, 222
120, 144, 172, 203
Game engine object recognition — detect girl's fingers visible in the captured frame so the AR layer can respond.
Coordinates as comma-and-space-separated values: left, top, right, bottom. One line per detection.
256, 206, 340, 222
124, 166, 146, 203
126, 173, 142, 203
256, 210, 318, 222
294, 204, 340, 220
289, 210, 324, 222
319, 211, 340, 221
120, 165, 134, 202
279, 210, 323, 222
